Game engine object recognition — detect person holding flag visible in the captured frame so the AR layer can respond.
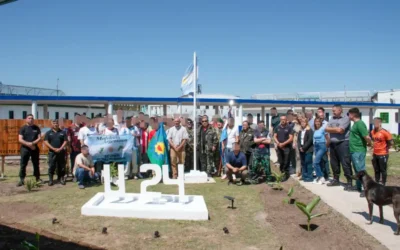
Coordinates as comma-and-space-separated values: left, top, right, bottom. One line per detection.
147, 122, 170, 173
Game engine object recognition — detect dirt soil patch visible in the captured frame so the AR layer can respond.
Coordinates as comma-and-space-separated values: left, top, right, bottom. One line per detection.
0, 220, 104, 250
256, 177, 387, 250
0, 202, 48, 223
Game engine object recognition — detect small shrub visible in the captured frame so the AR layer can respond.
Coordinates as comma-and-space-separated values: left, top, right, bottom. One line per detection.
283, 186, 295, 204
267, 171, 286, 190
392, 134, 400, 152
25, 179, 41, 192
295, 196, 326, 231
110, 162, 118, 178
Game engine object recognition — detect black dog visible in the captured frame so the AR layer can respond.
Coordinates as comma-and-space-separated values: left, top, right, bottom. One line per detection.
353, 170, 400, 235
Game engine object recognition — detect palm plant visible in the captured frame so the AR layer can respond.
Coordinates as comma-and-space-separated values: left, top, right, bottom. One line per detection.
283, 186, 295, 204
392, 134, 400, 152
267, 171, 286, 190
295, 196, 326, 231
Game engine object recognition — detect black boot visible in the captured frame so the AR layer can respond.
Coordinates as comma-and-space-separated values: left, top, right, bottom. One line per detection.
48, 175, 54, 186
60, 177, 66, 185
327, 178, 340, 187
344, 181, 358, 192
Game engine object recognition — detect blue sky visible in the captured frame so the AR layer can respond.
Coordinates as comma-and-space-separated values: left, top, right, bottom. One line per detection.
1, 0, 399, 98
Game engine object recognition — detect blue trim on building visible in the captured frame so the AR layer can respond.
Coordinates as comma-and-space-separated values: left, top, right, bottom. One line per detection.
1, 95, 400, 108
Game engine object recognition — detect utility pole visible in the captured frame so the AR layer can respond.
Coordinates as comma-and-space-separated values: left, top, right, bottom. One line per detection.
57, 78, 59, 96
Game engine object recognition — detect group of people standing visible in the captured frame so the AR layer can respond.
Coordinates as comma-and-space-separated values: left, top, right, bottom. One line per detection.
16, 104, 393, 192
271, 105, 393, 197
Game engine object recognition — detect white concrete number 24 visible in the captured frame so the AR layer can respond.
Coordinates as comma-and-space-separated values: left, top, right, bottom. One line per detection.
140, 164, 187, 203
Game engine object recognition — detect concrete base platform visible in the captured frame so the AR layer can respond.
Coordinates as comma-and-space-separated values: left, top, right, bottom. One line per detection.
81, 192, 209, 221
184, 170, 216, 184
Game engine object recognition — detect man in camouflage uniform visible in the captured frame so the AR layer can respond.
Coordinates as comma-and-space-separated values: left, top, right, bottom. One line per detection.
214, 119, 224, 175
198, 116, 218, 177
239, 121, 255, 173
184, 118, 194, 172
252, 120, 273, 183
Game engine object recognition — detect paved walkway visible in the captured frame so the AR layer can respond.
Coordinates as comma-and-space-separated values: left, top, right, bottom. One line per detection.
297, 179, 400, 250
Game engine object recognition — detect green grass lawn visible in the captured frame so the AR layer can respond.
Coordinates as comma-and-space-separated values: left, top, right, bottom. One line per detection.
0, 164, 280, 250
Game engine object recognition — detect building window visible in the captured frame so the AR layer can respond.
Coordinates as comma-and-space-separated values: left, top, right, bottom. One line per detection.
380, 112, 389, 124
205, 106, 209, 109
91, 113, 94, 119
9, 110, 14, 119
65, 112, 69, 120
74, 112, 78, 117
22, 111, 27, 119
55, 112, 59, 120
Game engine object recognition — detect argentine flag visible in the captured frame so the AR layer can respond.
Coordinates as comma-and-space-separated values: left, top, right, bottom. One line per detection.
181, 62, 198, 96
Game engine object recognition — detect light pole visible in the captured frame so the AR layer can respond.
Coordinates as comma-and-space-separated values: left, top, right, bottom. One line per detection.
0, 0, 18, 6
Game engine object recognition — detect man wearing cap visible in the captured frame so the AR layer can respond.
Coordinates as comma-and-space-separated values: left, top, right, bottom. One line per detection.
44, 119, 68, 186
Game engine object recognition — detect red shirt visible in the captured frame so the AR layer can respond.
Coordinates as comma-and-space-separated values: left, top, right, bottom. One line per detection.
67, 125, 81, 152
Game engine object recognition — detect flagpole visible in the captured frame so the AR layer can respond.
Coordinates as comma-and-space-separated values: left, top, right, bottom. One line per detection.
193, 51, 197, 171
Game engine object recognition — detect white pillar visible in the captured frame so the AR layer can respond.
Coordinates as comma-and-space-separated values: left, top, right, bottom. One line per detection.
239, 105, 243, 124
107, 102, 113, 115
369, 108, 374, 131
178, 103, 182, 115
214, 105, 219, 115
261, 106, 265, 120
32, 101, 37, 119
302, 107, 306, 114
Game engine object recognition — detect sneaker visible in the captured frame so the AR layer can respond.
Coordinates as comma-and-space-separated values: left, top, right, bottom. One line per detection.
16, 180, 24, 187
79, 185, 85, 189
327, 180, 340, 187
312, 178, 319, 184
221, 174, 227, 180
137, 173, 144, 179
36, 178, 43, 184
317, 177, 326, 185
345, 186, 359, 192
60, 178, 66, 185
236, 181, 243, 186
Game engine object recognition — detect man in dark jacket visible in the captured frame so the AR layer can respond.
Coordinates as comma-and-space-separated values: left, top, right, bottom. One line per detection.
297, 122, 314, 182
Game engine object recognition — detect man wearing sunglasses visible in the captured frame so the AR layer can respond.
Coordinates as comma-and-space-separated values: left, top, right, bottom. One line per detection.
197, 116, 218, 177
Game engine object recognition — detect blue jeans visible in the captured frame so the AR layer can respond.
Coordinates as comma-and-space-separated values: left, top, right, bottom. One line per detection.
224, 148, 233, 173
300, 152, 313, 182
351, 152, 366, 191
75, 167, 98, 186
314, 143, 327, 178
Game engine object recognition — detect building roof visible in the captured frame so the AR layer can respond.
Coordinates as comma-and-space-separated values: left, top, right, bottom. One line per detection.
1, 94, 400, 109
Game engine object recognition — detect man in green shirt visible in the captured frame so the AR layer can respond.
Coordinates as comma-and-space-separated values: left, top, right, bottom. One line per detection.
348, 107, 372, 197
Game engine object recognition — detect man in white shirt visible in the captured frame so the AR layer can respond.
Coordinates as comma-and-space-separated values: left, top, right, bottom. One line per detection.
168, 118, 189, 179
78, 123, 98, 146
